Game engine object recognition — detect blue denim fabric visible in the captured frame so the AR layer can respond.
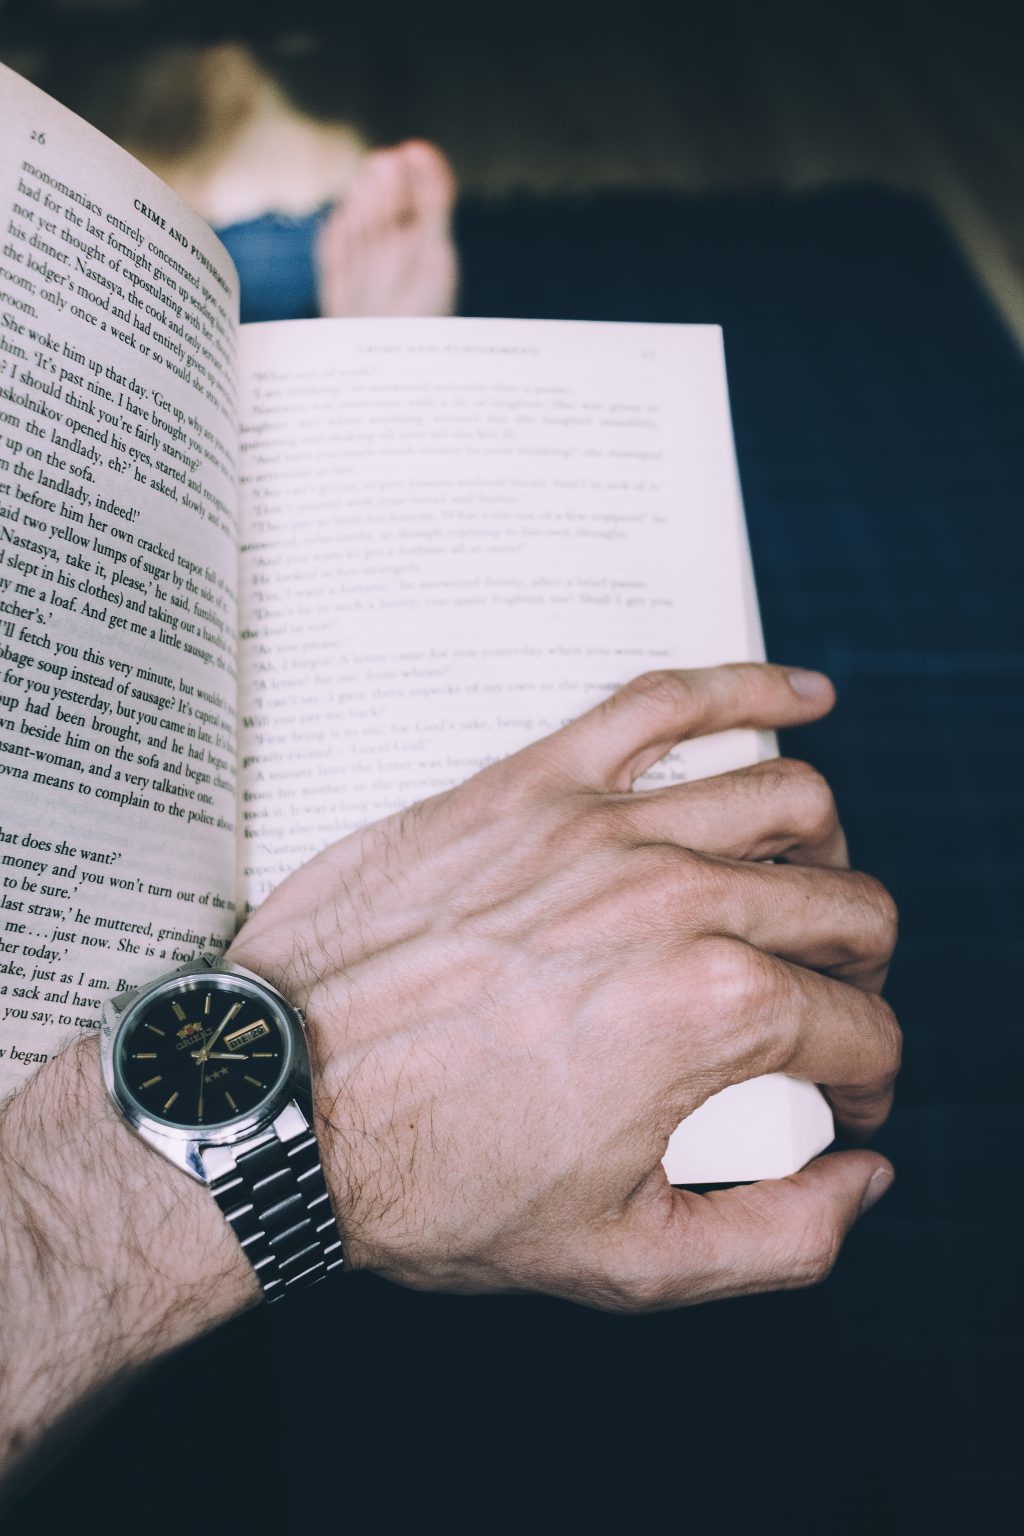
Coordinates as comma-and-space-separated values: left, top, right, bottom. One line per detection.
215, 204, 334, 323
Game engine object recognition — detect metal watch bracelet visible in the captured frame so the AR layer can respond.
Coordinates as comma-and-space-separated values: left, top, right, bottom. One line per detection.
203, 1101, 344, 1303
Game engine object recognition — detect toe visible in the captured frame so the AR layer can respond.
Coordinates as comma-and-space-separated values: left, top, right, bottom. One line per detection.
396, 140, 458, 218
313, 140, 458, 318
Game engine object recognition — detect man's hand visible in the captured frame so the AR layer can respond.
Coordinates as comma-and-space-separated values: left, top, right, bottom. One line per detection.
230, 663, 899, 1311
0, 661, 898, 1486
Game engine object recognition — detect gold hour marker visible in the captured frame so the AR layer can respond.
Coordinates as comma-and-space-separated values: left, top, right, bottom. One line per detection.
141, 1075, 162, 1089
146, 1023, 166, 1036
163, 1091, 180, 1112
243, 1075, 264, 1089
251, 1052, 275, 1059
225, 1091, 238, 1113
204, 993, 211, 1015
171, 1002, 187, 1021
132, 1052, 157, 1059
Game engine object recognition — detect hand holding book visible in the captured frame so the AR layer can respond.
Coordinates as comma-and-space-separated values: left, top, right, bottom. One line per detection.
0, 659, 896, 1480
228, 661, 899, 1306
0, 68, 902, 1473
0, 62, 896, 1184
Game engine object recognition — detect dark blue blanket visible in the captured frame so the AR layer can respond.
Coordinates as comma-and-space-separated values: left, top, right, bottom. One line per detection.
11, 187, 1022, 1535
454, 186, 1024, 1527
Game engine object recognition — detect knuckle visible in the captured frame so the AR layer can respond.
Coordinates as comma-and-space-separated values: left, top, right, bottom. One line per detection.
598, 1264, 675, 1315
778, 757, 835, 814
792, 1214, 844, 1288
848, 872, 900, 959
647, 844, 722, 904
699, 936, 774, 1014
694, 939, 784, 1071
766, 757, 838, 838
838, 994, 903, 1091
585, 793, 638, 845
472, 744, 545, 804
543, 794, 596, 854
869, 994, 904, 1080
619, 669, 694, 722
619, 845, 708, 932
556, 795, 653, 871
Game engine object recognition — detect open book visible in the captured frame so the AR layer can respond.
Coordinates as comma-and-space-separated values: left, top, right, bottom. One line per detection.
0, 65, 832, 1183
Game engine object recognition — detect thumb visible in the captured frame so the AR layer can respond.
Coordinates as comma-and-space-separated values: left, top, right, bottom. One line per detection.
686, 1151, 895, 1300
602, 1153, 893, 1311
522, 663, 836, 793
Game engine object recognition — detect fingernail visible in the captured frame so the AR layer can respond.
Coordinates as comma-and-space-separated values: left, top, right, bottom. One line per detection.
785, 667, 832, 701
859, 1167, 894, 1216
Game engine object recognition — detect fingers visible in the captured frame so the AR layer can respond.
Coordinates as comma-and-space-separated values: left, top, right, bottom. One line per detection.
679, 937, 901, 1133
594, 1154, 893, 1310
687, 855, 895, 990
689, 1153, 894, 1299
623, 756, 850, 868
603, 823, 892, 992
532, 664, 835, 792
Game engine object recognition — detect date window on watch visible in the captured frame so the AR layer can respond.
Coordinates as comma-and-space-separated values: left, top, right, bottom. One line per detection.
224, 1018, 271, 1052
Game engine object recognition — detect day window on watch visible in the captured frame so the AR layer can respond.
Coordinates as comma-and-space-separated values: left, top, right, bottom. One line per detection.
224, 1018, 271, 1052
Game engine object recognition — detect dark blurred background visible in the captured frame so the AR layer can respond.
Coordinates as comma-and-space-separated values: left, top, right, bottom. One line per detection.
2, 0, 1024, 343
2, 2, 1023, 1532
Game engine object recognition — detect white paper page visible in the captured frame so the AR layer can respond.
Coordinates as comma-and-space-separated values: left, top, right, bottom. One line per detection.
0, 67, 240, 1092
236, 317, 768, 904
235, 316, 831, 1184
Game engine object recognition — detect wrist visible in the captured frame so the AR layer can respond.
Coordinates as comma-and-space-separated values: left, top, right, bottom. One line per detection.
223, 938, 372, 1273
0, 1034, 258, 1473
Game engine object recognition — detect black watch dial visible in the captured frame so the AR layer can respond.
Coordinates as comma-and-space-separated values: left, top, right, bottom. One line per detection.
116, 978, 291, 1130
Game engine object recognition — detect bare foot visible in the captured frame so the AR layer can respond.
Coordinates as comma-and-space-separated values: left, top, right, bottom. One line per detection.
314, 141, 458, 318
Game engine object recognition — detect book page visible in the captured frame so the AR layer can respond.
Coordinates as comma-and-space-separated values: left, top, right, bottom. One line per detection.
237, 318, 770, 908
0, 66, 240, 1092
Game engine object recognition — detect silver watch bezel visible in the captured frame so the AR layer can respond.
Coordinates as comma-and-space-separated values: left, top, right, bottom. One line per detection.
100, 957, 311, 1185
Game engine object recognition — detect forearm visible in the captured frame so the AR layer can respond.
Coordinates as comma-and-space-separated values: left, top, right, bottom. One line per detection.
0, 1034, 257, 1487
0, 663, 899, 1496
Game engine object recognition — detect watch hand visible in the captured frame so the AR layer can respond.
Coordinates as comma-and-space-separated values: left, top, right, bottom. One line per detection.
190, 1051, 248, 1062
195, 1002, 241, 1062
197, 1056, 206, 1124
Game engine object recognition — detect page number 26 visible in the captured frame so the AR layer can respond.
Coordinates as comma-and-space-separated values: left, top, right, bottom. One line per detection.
31, 128, 46, 145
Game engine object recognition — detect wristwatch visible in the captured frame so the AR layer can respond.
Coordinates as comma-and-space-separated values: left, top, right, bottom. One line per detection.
100, 955, 345, 1302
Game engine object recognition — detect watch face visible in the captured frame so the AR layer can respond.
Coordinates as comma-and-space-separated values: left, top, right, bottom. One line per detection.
115, 977, 293, 1131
